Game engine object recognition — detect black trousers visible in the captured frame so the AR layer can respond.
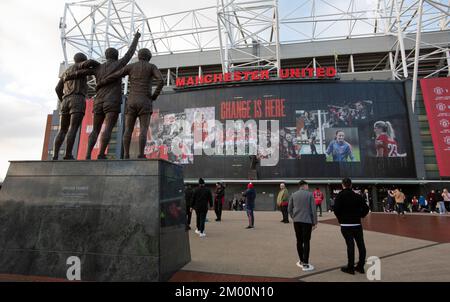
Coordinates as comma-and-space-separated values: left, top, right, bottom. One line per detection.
281, 205, 289, 222
293, 222, 313, 264
214, 199, 223, 220
196, 210, 207, 233
340, 226, 366, 269
429, 203, 436, 212
316, 204, 322, 216
397, 203, 405, 215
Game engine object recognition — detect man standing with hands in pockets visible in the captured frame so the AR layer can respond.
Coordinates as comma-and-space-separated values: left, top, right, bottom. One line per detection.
334, 178, 370, 275
289, 180, 318, 272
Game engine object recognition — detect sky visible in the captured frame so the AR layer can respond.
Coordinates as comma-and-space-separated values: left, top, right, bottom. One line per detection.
0, 0, 212, 181
0, 0, 63, 181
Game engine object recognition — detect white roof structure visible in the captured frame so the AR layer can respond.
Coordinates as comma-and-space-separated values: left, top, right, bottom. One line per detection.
60, 0, 450, 109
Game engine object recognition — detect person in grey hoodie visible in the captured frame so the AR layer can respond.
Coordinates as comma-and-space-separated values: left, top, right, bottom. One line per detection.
288, 180, 318, 272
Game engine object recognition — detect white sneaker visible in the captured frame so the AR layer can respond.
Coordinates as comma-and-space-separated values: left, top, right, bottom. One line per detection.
199, 232, 206, 238
302, 264, 315, 271
195, 229, 200, 234
296, 261, 303, 268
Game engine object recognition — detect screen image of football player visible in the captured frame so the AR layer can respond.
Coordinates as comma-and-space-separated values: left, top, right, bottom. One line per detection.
325, 129, 355, 162
373, 121, 407, 157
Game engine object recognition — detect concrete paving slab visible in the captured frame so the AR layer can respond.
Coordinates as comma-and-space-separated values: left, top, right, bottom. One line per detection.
183, 211, 445, 281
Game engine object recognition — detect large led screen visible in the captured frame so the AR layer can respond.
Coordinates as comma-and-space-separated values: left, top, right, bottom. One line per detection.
129, 81, 415, 179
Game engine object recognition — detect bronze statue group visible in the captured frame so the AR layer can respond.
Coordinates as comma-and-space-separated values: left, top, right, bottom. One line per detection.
53, 31, 164, 160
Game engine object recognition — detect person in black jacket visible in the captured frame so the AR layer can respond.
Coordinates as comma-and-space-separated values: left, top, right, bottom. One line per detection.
191, 178, 213, 237
214, 182, 225, 221
334, 178, 370, 275
184, 184, 194, 230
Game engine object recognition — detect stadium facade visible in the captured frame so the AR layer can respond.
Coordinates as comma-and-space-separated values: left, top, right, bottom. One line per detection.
42, 0, 450, 211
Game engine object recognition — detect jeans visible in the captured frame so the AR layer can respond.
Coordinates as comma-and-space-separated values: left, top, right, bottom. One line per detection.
340, 225, 366, 269
247, 208, 254, 227
293, 222, 313, 264
196, 210, 207, 233
439, 201, 447, 214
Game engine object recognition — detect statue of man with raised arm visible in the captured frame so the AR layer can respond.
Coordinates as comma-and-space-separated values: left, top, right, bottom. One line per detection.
64, 31, 141, 159
97, 48, 164, 159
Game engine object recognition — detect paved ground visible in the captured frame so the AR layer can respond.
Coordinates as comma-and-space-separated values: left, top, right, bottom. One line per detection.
1, 210, 448, 282
170, 210, 450, 282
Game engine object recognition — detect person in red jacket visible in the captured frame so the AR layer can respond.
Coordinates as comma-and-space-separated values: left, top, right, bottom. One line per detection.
313, 188, 324, 217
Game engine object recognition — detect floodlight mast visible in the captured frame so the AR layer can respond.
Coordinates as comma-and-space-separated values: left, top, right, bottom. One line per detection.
217, 0, 281, 76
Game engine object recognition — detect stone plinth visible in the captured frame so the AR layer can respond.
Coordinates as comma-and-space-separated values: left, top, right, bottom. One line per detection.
0, 160, 190, 281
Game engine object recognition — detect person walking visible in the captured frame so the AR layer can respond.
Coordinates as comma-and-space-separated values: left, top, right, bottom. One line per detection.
277, 183, 290, 223
232, 197, 238, 211
411, 196, 419, 212
313, 187, 324, 217
362, 189, 372, 212
288, 180, 317, 272
184, 184, 194, 230
442, 189, 450, 213
418, 195, 427, 212
427, 190, 437, 213
382, 197, 387, 212
191, 178, 213, 238
388, 190, 396, 213
329, 195, 335, 212
243, 183, 256, 229
386, 190, 394, 212
436, 190, 446, 215
334, 178, 370, 275
392, 188, 406, 216
214, 182, 225, 221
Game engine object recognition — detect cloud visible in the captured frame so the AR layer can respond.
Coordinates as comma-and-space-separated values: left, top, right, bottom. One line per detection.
0, 0, 63, 180
0, 0, 62, 99
0, 0, 216, 181
0, 91, 52, 180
